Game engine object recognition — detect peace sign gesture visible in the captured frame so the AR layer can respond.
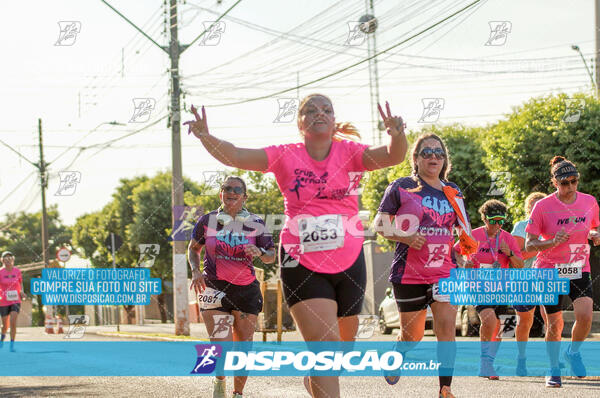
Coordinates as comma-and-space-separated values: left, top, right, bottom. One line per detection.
183, 104, 210, 139
378, 101, 405, 137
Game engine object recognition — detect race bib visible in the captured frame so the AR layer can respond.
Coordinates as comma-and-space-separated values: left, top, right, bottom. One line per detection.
555, 261, 583, 280
479, 263, 494, 269
6, 290, 18, 301
198, 287, 225, 310
298, 214, 344, 253
432, 282, 450, 303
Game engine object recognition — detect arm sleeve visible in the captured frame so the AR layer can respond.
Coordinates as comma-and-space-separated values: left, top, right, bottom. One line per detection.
511, 221, 526, 238
525, 204, 543, 236
191, 215, 207, 245
377, 181, 402, 215
254, 218, 275, 250
344, 140, 370, 172
264, 144, 287, 174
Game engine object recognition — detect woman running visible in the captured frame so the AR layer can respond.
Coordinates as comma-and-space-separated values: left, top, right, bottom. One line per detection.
511, 192, 547, 376
454, 200, 523, 380
185, 94, 407, 398
0, 251, 25, 352
525, 156, 600, 387
375, 133, 465, 398
189, 176, 275, 398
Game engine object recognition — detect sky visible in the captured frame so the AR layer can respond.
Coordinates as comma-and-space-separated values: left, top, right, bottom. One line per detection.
0, 0, 596, 227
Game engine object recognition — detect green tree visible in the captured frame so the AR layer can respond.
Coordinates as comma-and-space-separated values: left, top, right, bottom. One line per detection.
362, 125, 491, 250
0, 206, 71, 325
482, 93, 600, 221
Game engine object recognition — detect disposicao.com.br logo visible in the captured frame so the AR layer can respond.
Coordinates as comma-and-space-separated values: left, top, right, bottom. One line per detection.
190, 342, 441, 376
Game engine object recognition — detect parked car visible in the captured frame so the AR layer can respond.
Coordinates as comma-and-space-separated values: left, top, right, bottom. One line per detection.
455, 305, 479, 337
378, 287, 433, 334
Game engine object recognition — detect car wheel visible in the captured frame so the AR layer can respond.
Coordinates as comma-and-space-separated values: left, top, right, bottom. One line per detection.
461, 310, 470, 337
379, 310, 393, 335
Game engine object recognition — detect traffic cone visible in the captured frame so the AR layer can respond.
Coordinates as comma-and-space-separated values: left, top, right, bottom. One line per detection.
44, 315, 55, 334
55, 316, 64, 334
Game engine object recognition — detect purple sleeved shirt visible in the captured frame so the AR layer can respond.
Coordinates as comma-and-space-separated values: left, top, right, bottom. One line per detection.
378, 176, 461, 284
192, 210, 274, 285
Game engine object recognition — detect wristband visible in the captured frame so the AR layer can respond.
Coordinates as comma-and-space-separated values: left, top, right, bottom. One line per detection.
259, 247, 267, 255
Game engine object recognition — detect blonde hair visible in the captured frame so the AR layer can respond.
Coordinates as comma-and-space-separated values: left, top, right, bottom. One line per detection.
525, 192, 546, 216
297, 94, 361, 141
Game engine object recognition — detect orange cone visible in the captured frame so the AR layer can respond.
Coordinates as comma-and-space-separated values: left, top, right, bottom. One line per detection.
55, 316, 64, 334
44, 315, 55, 334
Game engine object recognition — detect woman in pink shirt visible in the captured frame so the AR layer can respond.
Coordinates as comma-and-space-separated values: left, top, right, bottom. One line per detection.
455, 200, 523, 380
0, 251, 25, 352
526, 156, 600, 387
185, 94, 407, 397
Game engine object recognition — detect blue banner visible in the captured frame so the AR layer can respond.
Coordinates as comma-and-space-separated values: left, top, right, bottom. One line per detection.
30, 268, 161, 305
438, 268, 569, 305
2, 341, 600, 377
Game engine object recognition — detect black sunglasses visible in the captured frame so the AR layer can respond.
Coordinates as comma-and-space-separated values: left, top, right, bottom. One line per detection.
222, 186, 244, 194
419, 147, 446, 160
559, 178, 579, 186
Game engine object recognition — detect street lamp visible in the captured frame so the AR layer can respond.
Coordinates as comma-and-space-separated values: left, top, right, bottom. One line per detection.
571, 44, 596, 94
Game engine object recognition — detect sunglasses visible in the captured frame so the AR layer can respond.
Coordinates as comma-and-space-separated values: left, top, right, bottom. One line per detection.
559, 178, 579, 186
488, 218, 506, 225
222, 186, 244, 194
419, 147, 446, 160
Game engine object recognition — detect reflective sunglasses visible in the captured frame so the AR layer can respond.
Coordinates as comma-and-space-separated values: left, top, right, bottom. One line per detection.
222, 186, 244, 194
419, 147, 446, 160
559, 178, 579, 186
486, 214, 506, 225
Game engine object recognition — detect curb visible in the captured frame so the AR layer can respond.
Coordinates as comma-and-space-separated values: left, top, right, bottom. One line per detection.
91, 330, 208, 342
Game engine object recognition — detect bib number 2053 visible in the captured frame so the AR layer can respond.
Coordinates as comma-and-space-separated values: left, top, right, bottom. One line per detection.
298, 214, 344, 253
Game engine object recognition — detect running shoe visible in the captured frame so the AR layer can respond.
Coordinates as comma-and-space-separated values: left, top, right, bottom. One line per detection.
478, 357, 499, 380
232, 393, 243, 398
563, 345, 586, 378
516, 356, 527, 376
439, 386, 455, 398
545, 368, 562, 388
9, 341, 15, 352
383, 369, 401, 385
213, 377, 226, 398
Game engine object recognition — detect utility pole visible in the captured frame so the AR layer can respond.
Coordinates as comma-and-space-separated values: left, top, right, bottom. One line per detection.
101, 0, 242, 335
38, 118, 52, 318
168, 0, 189, 336
594, 0, 600, 97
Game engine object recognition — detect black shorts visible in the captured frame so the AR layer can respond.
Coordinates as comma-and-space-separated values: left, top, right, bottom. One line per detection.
393, 283, 448, 312
543, 272, 593, 315
202, 279, 263, 315
0, 303, 21, 317
279, 247, 366, 317
475, 305, 512, 317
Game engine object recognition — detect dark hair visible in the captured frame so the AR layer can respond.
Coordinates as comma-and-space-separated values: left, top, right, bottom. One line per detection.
221, 176, 247, 195
478, 199, 507, 221
550, 155, 578, 180
407, 133, 451, 191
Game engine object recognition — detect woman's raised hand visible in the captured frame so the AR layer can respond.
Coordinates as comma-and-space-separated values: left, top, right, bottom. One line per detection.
184, 104, 210, 139
377, 101, 405, 137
